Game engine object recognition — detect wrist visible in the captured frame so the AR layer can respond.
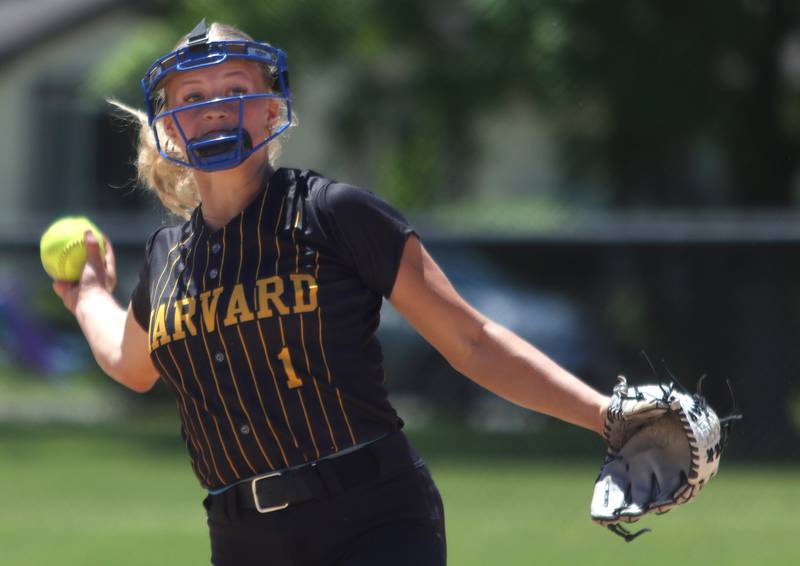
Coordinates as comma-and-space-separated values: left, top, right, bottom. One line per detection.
596, 396, 610, 438
74, 284, 109, 316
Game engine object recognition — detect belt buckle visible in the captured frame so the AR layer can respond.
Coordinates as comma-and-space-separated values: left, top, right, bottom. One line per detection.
251, 471, 290, 514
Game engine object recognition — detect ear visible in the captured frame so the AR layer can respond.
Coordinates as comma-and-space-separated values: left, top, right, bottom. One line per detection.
265, 99, 280, 130
162, 115, 179, 142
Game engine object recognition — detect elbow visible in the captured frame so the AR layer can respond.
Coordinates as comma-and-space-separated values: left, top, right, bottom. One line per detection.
125, 377, 157, 394
105, 361, 157, 394
447, 319, 489, 376
120, 368, 158, 393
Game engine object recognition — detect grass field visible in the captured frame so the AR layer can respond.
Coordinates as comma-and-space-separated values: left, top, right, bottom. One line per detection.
0, 417, 797, 566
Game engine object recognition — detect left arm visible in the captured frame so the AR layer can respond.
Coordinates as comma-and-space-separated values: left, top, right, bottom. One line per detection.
389, 235, 608, 435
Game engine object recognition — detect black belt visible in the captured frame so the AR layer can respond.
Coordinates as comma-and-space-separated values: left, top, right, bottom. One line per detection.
206, 432, 422, 517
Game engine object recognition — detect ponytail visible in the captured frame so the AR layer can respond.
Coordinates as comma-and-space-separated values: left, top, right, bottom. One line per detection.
109, 99, 199, 219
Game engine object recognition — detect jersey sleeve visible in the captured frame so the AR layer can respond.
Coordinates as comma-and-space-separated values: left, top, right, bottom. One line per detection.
129, 228, 163, 332
319, 183, 417, 298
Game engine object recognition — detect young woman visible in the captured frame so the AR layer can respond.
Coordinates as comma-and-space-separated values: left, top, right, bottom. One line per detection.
53, 20, 610, 566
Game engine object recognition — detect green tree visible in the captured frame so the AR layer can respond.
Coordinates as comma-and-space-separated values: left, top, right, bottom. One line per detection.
94, 0, 800, 208
540, 0, 800, 207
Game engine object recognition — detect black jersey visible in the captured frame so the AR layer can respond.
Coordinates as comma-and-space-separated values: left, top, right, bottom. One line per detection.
130, 168, 416, 489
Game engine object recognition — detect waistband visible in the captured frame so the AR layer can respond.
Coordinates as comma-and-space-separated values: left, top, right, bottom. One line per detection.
204, 431, 423, 519
207, 433, 389, 496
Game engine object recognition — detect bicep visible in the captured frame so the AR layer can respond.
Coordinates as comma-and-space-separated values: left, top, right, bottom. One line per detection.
388, 235, 488, 369
119, 303, 160, 392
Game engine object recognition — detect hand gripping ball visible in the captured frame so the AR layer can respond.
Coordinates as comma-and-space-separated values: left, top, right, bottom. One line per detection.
40, 216, 106, 282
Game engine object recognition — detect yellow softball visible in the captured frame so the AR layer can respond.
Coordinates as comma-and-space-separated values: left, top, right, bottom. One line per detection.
40, 216, 106, 282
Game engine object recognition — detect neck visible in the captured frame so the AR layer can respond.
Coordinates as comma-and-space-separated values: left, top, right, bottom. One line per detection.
195, 157, 272, 231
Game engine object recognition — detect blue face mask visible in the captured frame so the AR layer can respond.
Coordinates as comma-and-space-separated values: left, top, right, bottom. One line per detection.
141, 22, 292, 172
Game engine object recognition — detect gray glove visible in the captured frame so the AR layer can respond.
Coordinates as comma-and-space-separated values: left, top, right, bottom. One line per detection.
591, 376, 731, 541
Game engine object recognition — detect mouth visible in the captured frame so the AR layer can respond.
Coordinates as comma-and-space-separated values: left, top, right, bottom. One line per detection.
195, 128, 236, 140
188, 129, 253, 159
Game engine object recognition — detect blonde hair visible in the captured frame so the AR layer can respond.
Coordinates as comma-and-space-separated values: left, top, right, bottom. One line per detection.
111, 22, 292, 219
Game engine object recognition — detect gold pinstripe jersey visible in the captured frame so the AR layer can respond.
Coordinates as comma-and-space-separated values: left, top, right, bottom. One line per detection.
130, 168, 416, 489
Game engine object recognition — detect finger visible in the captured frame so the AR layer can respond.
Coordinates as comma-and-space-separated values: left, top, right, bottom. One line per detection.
52, 280, 79, 313
52, 278, 76, 295
618, 459, 650, 520
625, 475, 654, 519
103, 236, 116, 272
83, 230, 105, 271
52, 280, 67, 298
103, 236, 117, 290
590, 456, 630, 524
673, 483, 694, 503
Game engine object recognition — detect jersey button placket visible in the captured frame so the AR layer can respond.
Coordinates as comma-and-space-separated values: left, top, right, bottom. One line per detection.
208, 240, 221, 281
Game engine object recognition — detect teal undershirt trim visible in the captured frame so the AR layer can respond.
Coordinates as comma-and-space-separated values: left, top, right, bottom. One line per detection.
207, 433, 390, 495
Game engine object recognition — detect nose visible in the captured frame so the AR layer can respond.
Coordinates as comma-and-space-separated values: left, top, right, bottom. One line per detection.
202, 103, 230, 121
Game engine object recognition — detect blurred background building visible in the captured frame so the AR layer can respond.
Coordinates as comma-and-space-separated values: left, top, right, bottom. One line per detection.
1, 0, 799, 460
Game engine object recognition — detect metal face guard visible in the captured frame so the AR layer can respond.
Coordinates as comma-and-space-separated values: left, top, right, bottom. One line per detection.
142, 39, 292, 172
152, 95, 287, 172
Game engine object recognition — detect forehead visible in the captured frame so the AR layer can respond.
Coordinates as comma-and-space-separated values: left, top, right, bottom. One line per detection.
165, 59, 264, 92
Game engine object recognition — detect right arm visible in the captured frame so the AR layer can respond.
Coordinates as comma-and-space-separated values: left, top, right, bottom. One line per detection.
53, 231, 159, 393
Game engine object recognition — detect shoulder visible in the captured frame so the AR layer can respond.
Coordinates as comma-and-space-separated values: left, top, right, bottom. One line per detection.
321, 182, 379, 210
316, 181, 393, 223
277, 167, 333, 195
143, 222, 187, 258
281, 168, 384, 230
282, 167, 379, 212
281, 167, 410, 238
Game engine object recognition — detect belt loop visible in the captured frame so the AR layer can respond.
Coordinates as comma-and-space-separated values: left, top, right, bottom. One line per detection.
370, 435, 389, 477
314, 460, 344, 497
225, 489, 240, 521
371, 432, 399, 477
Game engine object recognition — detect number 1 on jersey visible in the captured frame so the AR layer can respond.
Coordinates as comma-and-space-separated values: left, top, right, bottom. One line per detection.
278, 347, 303, 389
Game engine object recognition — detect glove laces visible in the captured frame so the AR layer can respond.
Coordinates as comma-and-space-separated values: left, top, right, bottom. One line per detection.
607, 523, 651, 542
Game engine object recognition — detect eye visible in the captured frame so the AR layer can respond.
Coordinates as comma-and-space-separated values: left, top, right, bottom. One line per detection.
228, 86, 249, 96
183, 92, 204, 104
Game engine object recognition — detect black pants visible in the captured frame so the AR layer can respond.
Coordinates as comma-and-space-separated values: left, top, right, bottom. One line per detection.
203, 439, 446, 565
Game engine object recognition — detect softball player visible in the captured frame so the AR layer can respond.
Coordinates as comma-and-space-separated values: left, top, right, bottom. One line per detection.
53, 20, 611, 566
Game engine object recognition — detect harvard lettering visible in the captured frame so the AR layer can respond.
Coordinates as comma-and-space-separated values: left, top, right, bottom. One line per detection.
130, 168, 409, 489
149, 273, 319, 350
